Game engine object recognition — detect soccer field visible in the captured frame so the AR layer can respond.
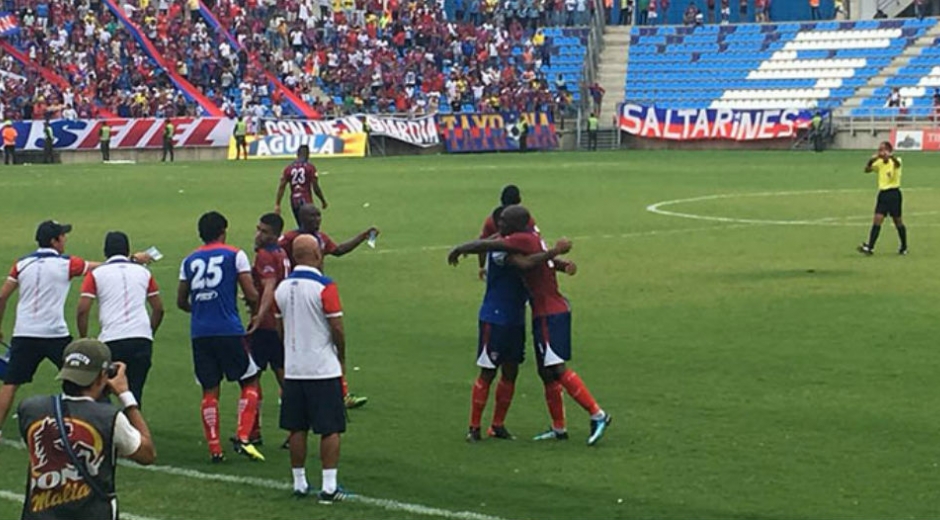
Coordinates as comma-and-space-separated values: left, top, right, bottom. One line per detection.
2, 149, 940, 519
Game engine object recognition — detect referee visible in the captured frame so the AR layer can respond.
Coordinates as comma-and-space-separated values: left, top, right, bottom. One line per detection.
858, 141, 907, 255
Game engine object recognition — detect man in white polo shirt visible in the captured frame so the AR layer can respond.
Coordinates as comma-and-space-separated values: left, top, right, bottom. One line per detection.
77, 232, 165, 407
0, 221, 97, 441
275, 235, 348, 503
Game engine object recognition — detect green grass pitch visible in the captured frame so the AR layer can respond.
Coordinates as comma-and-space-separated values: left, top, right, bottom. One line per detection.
1, 150, 940, 519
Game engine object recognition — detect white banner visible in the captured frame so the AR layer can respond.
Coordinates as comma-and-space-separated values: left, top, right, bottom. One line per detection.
261, 115, 439, 148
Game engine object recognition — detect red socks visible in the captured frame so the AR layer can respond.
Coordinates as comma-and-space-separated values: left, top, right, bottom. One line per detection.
491, 379, 515, 428
250, 385, 263, 441
544, 381, 566, 430
559, 370, 601, 416
469, 377, 491, 429
236, 385, 260, 442
201, 395, 220, 455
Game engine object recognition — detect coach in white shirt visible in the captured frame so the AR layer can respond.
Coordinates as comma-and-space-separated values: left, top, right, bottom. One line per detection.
77, 232, 164, 407
0, 221, 99, 441
275, 235, 348, 503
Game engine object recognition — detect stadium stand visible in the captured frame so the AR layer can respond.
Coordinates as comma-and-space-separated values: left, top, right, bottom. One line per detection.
624, 18, 938, 113
857, 36, 940, 118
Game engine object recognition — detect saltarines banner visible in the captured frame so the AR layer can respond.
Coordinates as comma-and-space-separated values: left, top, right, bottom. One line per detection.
891, 129, 940, 152
618, 104, 819, 141
260, 114, 439, 148
228, 133, 367, 160
0, 12, 19, 37
435, 112, 558, 153
13, 118, 234, 150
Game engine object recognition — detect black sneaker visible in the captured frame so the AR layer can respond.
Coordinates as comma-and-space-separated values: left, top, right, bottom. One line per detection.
466, 427, 482, 443
899, 247, 908, 255
487, 425, 515, 440
292, 488, 310, 499
857, 243, 874, 255
210, 453, 225, 464
317, 489, 348, 504
281, 435, 291, 450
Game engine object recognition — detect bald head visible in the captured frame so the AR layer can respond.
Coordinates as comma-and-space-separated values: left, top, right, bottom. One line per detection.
292, 234, 323, 269
498, 205, 530, 235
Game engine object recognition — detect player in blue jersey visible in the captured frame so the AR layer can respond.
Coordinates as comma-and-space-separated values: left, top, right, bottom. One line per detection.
466, 206, 529, 442
177, 211, 265, 463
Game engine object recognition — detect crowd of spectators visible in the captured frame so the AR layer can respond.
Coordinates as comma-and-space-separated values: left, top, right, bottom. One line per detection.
0, 0, 586, 119
211, 0, 579, 116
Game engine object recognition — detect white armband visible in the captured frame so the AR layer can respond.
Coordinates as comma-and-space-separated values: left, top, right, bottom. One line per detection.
118, 391, 139, 410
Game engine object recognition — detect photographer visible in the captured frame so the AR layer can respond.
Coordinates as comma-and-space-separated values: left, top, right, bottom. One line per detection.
16, 339, 155, 520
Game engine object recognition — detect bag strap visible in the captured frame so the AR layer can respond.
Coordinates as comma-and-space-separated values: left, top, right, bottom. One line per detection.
51, 395, 115, 501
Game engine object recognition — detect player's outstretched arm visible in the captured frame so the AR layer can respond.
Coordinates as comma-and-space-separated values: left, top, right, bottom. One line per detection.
506, 238, 572, 271
447, 239, 516, 265
333, 227, 379, 256
176, 281, 192, 313
0, 279, 16, 342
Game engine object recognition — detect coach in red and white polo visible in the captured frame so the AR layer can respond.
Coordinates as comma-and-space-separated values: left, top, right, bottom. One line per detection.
275, 235, 348, 502
77, 231, 165, 407
0, 220, 96, 440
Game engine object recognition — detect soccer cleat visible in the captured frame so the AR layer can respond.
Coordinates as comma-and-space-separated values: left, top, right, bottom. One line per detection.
533, 428, 569, 441
344, 393, 368, 409
487, 425, 515, 440
317, 489, 348, 504
281, 436, 291, 450
232, 437, 266, 461
248, 435, 263, 447
857, 243, 874, 255
292, 488, 310, 499
466, 427, 482, 443
587, 414, 613, 446
899, 247, 908, 256
210, 453, 225, 464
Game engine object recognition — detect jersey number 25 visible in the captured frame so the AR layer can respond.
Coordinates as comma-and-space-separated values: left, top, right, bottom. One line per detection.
191, 256, 224, 290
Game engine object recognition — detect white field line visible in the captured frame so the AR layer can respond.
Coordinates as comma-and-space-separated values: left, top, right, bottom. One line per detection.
1, 439, 509, 520
646, 188, 937, 226
0, 488, 164, 520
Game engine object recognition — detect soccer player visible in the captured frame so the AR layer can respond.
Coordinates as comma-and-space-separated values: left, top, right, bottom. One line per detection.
279, 203, 377, 409
275, 235, 349, 502
77, 231, 165, 407
858, 141, 907, 255
478, 185, 537, 279
0, 221, 98, 441
465, 206, 530, 443
177, 211, 264, 462
448, 205, 613, 446
246, 213, 290, 445
275, 145, 328, 227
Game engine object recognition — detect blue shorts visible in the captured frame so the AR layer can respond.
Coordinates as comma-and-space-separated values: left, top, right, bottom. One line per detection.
249, 329, 283, 371
191, 336, 259, 389
532, 313, 572, 368
476, 321, 525, 368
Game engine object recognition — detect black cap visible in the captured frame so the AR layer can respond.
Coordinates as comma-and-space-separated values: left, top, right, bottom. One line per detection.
35, 220, 72, 246
104, 231, 130, 258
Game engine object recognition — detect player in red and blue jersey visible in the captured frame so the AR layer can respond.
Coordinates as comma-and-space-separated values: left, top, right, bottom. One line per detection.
245, 212, 290, 445
278, 203, 378, 409
463, 206, 530, 442
449, 205, 612, 446
275, 145, 328, 227
177, 211, 265, 462
478, 185, 537, 279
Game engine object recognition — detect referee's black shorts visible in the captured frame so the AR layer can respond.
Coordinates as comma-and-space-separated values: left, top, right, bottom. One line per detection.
875, 188, 902, 217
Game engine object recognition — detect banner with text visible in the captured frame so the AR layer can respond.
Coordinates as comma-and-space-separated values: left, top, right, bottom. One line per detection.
891, 129, 940, 152
228, 133, 367, 160
14, 118, 234, 151
0, 12, 19, 38
618, 104, 818, 141
261, 114, 439, 148
436, 112, 558, 153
